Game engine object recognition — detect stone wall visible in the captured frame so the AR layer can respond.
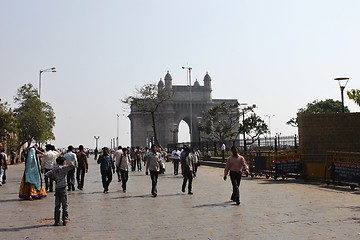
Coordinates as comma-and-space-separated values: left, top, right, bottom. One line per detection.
298, 112, 360, 163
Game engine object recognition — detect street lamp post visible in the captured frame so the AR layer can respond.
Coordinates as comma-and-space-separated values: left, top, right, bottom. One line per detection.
39, 67, 56, 99
94, 136, 100, 150
197, 117, 202, 149
334, 77, 349, 113
240, 103, 248, 152
264, 114, 275, 141
116, 114, 119, 147
182, 66, 193, 144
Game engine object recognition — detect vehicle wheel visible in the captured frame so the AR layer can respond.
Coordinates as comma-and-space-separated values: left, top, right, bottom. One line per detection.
266, 174, 270, 179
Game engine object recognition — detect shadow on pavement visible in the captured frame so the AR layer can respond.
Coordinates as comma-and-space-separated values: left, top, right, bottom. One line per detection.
111, 193, 182, 200
192, 201, 235, 208
0, 224, 51, 232
0, 198, 21, 203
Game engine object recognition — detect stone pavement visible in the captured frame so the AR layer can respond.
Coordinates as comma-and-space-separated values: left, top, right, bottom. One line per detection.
0, 156, 359, 240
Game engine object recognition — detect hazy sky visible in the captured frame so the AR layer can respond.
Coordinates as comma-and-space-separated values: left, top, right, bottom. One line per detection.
1, 1, 360, 149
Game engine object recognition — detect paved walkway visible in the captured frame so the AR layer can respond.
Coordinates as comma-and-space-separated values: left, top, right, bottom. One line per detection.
0, 156, 359, 240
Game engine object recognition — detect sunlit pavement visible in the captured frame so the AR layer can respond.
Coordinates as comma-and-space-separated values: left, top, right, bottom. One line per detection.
0, 156, 359, 240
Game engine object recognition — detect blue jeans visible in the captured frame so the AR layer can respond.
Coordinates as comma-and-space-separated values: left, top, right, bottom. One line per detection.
67, 169, 75, 190
173, 159, 179, 175
44, 168, 54, 191
101, 170, 113, 191
182, 170, 193, 193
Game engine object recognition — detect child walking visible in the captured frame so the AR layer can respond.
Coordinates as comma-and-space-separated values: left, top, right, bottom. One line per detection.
45, 156, 75, 226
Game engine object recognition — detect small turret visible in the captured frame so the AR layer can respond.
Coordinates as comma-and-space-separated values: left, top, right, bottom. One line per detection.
194, 78, 200, 87
203, 72, 212, 89
164, 71, 173, 90
158, 78, 164, 90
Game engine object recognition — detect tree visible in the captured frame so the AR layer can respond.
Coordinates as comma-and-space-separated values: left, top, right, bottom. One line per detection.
287, 99, 349, 127
123, 83, 172, 147
13, 84, 56, 147
198, 102, 240, 143
347, 89, 360, 107
239, 105, 268, 145
198, 103, 268, 146
0, 99, 17, 144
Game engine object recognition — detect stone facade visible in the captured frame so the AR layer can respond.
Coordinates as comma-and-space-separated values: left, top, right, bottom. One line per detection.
128, 71, 238, 147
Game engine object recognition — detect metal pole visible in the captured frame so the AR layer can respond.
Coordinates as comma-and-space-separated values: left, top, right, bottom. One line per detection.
117, 114, 119, 147
189, 68, 193, 143
340, 86, 345, 113
94, 136, 100, 150
243, 110, 246, 152
38, 67, 56, 99
39, 71, 42, 98
182, 66, 193, 143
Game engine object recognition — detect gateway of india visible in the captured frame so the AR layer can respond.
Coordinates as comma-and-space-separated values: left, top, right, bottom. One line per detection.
128, 71, 238, 148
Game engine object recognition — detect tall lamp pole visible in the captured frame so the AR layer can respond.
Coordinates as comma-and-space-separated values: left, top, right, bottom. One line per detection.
39, 67, 56, 99
197, 117, 202, 149
240, 103, 248, 152
334, 77, 349, 113
264, 114, 275, 140
182, 66, 193, 143
94, 136, 100, 150
116, 114, 119, 147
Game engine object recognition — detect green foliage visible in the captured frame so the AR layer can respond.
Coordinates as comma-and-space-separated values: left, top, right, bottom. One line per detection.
347, 89, 360, 107
198, 103, 267, 145
13, 84, 56, 146
0, 99, 17, 142
287, 99, 349, 127
123, 83, 172, 147
198, 102, 240, 143
238, 105, 268, 145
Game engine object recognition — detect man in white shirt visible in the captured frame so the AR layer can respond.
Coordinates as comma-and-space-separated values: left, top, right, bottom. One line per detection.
41, 144, 57, 192
221, 143, 226, 162
171, 147, 181, 175
112, 146, 123, 182
63, 145, 78, 191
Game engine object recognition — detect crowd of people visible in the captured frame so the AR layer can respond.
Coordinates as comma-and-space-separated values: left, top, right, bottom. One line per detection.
0, 143, 249, 226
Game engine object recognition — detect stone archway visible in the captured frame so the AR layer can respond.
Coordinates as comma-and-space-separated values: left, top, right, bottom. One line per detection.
128, 71, 238, 148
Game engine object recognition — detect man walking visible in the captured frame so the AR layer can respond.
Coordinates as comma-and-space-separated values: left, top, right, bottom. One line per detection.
145, 145, 162, 197
119, 147, 130, 192
64, 145, 78, 191
41, 144, 57, 192
223, 146, 250, 205
113, 146, 123, 182
181, 147, 195, 195
0, 148, 7, 185
97, 147, 115, 193
171, 147, 181, 175
76, 145, 88, 190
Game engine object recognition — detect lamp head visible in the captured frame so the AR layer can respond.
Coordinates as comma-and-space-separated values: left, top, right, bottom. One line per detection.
334, 77, 349, 87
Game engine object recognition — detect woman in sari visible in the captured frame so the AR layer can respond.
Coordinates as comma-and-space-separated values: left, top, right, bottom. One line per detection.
19, 147, 46, 200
